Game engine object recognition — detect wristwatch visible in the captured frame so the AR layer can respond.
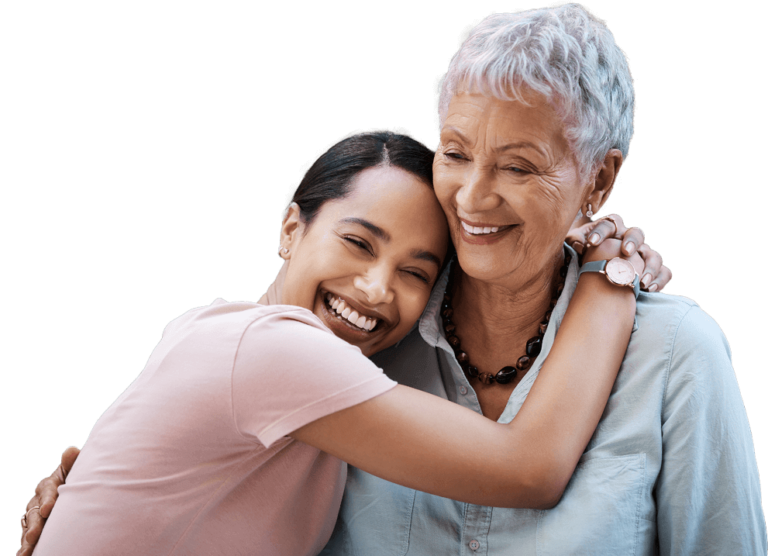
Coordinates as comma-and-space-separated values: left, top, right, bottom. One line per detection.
578, 258, 640, 298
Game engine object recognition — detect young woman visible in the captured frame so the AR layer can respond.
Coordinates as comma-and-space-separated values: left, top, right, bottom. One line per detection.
24, 132, 645, 556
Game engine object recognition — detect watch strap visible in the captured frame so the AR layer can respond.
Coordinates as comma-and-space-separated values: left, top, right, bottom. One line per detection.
579, 259, 640, 299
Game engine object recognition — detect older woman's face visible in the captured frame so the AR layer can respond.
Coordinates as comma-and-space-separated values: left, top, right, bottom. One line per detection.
433, 92, 586, 285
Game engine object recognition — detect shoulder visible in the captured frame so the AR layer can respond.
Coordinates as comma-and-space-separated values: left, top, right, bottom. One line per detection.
236, 303, 375, 371
636, 292, 730, 362
636, 294, 738, 416
633, 292, 730, 359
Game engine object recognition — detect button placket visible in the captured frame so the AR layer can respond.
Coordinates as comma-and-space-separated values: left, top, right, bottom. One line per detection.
462, 503, 492, 555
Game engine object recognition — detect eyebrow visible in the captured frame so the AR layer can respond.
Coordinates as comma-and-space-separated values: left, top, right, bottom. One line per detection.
441, 126, 548, 158
410, 249, 442, 269
339, 217, 391, 241
340, 217, 442, 268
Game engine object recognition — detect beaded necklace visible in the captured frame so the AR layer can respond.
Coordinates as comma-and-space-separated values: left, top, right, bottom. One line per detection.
441, 251, 571, 386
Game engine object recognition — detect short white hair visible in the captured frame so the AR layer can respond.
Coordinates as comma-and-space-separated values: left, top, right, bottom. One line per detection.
438, 3, 634, 176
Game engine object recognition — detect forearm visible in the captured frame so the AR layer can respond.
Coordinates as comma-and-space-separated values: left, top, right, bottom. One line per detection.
505, 272, 636, 505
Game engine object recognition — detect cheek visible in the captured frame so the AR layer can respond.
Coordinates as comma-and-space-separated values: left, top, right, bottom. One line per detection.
432, 165, 459, 213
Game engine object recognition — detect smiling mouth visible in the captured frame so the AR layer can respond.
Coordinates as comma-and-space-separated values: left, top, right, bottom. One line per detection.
324, 293, 380, 332
460, 220, 515, 236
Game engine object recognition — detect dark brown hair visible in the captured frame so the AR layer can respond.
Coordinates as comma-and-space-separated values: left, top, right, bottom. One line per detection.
290, 131, 435, 226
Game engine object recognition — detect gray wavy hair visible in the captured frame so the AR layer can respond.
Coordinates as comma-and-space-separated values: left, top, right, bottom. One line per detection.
438, 3, 634, 177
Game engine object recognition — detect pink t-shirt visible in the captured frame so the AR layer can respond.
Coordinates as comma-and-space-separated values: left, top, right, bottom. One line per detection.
34, 300, 397, 556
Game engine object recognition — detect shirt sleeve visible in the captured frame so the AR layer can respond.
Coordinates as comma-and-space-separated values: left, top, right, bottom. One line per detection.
655, 305, 767, 555
231, 307, 397, 448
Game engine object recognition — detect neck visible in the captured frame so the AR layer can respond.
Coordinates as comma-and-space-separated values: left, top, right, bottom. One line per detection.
258, 262, 288, 305
451, 249, 564, 353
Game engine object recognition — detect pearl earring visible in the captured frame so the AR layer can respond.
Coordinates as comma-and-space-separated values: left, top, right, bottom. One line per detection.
585, 203, 593, 218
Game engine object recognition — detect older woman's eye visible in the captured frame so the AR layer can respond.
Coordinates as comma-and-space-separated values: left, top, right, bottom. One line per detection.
444, 151, 467, 161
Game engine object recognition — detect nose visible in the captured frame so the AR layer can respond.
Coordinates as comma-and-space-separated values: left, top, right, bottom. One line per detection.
455, 166, 500, 214
354, 263, 395, 306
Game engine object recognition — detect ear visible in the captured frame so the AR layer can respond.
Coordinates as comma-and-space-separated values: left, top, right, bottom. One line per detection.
581, 149, 623, 215
279, 202, 304, 259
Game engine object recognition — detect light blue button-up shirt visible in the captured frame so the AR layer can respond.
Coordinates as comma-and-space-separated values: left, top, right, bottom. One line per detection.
322, 245, 766, 555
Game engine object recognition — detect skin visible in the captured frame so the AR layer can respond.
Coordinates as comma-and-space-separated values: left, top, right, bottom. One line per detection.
18, 148, 669, 554
434, 90, 631, 420
279, 165, 450, 357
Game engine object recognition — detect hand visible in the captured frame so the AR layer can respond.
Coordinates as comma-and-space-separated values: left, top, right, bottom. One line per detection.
582, 238, 644, 280
566, 213, 672, 292
17, 447, 80, 556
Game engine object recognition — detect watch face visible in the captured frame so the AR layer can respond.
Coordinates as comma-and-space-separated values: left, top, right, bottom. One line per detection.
605, 258, 636, 286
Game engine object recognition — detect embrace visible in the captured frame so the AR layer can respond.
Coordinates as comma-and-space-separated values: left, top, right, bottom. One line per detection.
18, 4, 766, 556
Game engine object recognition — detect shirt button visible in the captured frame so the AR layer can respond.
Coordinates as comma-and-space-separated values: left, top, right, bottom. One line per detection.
469, 539, 481, 551
460, 385, 468, 395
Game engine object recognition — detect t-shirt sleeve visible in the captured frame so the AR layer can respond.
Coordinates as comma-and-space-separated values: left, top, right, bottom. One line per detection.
231, 307, 397, 448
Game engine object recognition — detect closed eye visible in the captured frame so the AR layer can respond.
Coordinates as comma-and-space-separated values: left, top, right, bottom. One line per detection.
343, 236, 372, 254
403, 269, 429, 284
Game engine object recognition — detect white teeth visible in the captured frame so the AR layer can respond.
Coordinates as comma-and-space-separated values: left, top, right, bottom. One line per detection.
325, 294, 380, 331
461, 221, 502, 235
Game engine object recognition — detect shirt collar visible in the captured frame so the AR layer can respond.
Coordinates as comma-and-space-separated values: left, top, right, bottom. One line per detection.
418, 244, 580, 351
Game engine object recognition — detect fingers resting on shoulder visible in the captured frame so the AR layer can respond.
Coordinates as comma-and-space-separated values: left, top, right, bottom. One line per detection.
565, 213, 672, 292
17, 446, 80, 556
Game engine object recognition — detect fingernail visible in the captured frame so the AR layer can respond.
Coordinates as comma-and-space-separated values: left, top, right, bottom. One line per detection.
648, 284, 658, 292
624, 241, 635, 255
588, 233, 601, 244
641, 273, 652, 287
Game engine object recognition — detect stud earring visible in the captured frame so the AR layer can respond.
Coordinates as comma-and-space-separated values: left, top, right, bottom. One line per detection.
585, 203, 593, 218
277, 246, 289, 257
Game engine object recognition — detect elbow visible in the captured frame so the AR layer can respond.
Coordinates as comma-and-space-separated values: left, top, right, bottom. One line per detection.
495, 464, 571, 509
528, 463, 571, 509
528, 480, 567, 510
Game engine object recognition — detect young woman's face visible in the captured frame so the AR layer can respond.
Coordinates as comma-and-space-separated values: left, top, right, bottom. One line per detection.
281, 165, 450, 356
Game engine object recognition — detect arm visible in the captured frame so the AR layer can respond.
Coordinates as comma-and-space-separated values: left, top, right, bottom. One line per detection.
16, 241, 638, 552
655, 306, 766, 555
292, 239, 639, 509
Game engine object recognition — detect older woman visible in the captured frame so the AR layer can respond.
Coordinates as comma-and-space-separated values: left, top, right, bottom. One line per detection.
15, 4, 766, 556
320, 5, 765, 555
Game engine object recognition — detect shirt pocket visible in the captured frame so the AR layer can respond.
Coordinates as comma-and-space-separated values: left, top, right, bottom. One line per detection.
536, 453, 646, 556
